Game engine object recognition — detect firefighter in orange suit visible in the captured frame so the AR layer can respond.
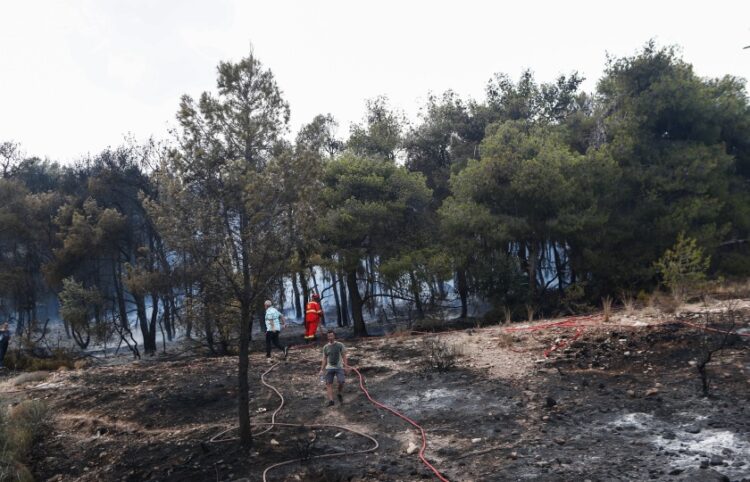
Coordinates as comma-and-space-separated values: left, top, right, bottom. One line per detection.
304, 294, 324, 341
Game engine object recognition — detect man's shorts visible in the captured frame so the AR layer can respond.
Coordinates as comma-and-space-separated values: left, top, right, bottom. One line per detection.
324, 368, 345, 384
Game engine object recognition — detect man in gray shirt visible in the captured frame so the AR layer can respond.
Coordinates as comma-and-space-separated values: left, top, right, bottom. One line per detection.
319, 329, 349, 407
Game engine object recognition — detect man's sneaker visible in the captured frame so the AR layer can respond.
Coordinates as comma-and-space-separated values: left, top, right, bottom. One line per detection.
326, 400, 335, 407
283, 346, 289, 359
337, 393, 343, 404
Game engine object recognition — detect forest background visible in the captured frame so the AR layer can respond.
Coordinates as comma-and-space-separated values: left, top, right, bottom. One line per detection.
2, 41, 750, 444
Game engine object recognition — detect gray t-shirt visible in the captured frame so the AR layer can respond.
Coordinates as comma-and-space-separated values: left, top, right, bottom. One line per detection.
323, 342, 346, 369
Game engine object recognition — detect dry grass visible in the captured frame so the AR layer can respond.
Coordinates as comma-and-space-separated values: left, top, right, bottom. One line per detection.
650, 292, 681, 314
413, 318, 446, 332
495, 332, 515, 348
502, 306, 512, 326
4, 349, 77, 372
387, 325, 412, 339
11, 371, 50, 386
620, 291, 636, 314
0, 400, 49, 481
73, 358, 92, 370
525, 304, 535, 323
705, 279, 750, 300
602, 296, 614, 322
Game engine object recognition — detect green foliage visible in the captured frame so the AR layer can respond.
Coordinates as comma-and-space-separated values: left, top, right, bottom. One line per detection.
442, 119, 608, 303
58, 277, 108, 348
588, 41, 741, 291
654, 233, 710, 301
320, 154, 431, 268
404, 91, 484, 204
483, 70, 584, 124
347, 96, 404, 161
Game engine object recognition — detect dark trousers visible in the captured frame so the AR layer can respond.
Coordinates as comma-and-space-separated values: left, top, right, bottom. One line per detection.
265, 330, 284, 357
0, 338, 8, 367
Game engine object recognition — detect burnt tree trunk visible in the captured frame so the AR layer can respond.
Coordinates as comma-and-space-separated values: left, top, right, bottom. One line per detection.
338, 271, 349, 327
238, 212, 253, 448
409, 272, 424, 319
134, 294, 156, 355
291, 272, 303, 320
331, 270, 342, 327
457, 268, 469, 319
346, 269, 367, 336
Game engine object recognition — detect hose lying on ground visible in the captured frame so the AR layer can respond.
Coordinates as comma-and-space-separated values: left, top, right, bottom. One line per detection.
209, 361, 380, 482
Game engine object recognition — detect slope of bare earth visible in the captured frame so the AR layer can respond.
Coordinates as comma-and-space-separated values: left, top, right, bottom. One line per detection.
2, 299, 749, 482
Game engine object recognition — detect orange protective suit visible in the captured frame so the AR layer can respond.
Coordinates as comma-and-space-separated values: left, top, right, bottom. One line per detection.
304, 300, 323, 340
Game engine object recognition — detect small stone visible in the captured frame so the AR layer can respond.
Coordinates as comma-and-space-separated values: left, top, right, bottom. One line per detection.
471, 438, 482, 443
270, 439, 279, 446
645, 388, 659, 397
406, 442, 418, 454
626, 389, 635, 397
509, 451, 518, 460
553, 437, 566, 445
700, 459, 710, 469
710, 454, 723, 466
685, 426, 702, 434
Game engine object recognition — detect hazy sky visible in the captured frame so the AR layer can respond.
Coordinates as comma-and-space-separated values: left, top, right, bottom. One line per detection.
2, 0, 749, 163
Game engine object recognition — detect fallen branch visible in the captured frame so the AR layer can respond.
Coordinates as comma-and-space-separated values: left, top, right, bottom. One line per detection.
455, 443, 510, 460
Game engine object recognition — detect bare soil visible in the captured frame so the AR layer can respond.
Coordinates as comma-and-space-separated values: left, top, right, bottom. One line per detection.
2, 301, 750, 482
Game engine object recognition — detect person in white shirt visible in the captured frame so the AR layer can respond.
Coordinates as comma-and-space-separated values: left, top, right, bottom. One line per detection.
264, 300, 288, 360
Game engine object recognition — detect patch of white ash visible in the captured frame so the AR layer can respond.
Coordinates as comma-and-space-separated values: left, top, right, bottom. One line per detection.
607, 412, 750, 477
388, 387, 482, 412
653, 429, 750, 476
609, 412, 655, 430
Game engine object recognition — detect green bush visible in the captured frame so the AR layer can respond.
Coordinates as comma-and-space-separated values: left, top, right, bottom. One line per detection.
655, 233, 710, 302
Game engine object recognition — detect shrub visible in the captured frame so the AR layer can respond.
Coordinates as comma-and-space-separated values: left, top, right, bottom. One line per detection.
292, 427, 318, 461
422, 337, 459, 372
4, 349, 77, 372
654, 233, 710, 302
495, 332, 515, 348
651, 292, 680, 314
412, 318, 445, 332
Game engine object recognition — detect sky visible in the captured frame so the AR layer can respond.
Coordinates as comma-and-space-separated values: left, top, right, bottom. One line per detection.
1, 0, 749, 163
